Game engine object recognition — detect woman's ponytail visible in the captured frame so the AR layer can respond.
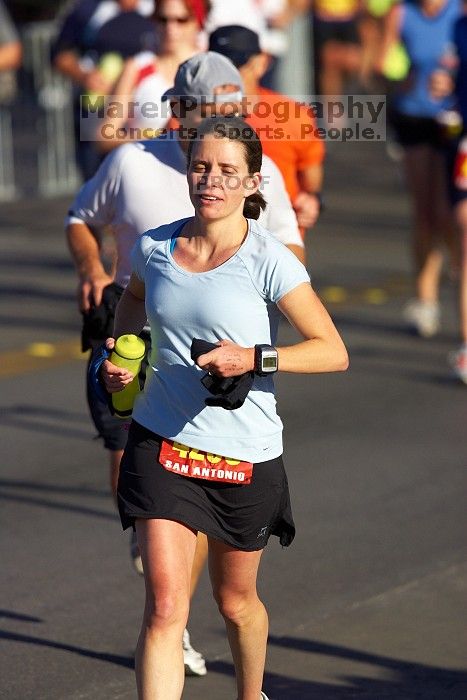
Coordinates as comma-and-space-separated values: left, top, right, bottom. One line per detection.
243, 191, 267, 219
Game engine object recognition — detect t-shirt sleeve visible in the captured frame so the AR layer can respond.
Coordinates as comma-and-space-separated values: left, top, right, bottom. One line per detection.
259, 156, 303, 247
65, 146, 127, 228
266, 245, 310, 303
294, 103, 325, 170
130, 225, 168, 281
247, 232, 310, 304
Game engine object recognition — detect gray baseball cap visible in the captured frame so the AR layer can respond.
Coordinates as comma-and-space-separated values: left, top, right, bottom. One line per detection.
162, 51, 244, 103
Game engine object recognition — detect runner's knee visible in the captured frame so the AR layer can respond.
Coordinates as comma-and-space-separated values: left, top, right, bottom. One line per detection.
214, 590, 258, 626
143, 591, 189, 631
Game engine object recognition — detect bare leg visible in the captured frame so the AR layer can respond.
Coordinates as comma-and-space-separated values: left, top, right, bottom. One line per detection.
209, 540, 267, 700
455, 199, 467, 343
404, 145, 444, 302
430, 148, 459, 280
190, 532, 208, 598
319, 42, 361, 97
109, 448, 124, 505
135, 518, 197, 700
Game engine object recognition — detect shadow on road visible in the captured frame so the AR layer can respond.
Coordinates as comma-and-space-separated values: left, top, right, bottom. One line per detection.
0, 474, 116, 522
211, 635, 467, 699
0, 283, 75, 303
0, 629, 133, 669
1, 628, 466, 698
0, 404, 93, 441
0, 314, 78, 332
0, 609, 43, 623
0, 478, 108, 498
0, 253, 74, 272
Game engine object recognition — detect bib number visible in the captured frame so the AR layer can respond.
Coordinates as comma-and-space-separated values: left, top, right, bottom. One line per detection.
159, 440, 253, 484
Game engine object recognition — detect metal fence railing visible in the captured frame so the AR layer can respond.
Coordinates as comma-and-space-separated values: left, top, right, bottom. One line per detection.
0, 15, 312, 203
0, 106, 17, 201
21, 20, 81, 198
0, 20, 81, 203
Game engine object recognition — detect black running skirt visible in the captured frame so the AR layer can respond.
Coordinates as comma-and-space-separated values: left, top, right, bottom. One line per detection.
118, 421, 295, 551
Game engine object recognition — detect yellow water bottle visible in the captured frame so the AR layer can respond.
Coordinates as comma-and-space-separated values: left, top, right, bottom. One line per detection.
110, 334, 146, 417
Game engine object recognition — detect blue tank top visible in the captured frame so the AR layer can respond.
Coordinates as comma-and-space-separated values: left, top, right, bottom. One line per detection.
395, 0, 461, 118
454, 16, 467, 125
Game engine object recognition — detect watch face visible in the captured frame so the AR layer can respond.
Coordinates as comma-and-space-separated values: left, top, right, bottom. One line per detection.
262, 356, 277, 369
261, 350, 278, 372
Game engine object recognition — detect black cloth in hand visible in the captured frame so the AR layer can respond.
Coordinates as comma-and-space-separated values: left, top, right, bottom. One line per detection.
190, 338, 254, 410
81, 282, 124, 352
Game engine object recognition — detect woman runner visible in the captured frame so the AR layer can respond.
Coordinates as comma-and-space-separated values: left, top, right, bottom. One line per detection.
102, 116, 349, 700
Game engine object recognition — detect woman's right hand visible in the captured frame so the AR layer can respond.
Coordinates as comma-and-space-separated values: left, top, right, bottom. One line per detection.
101, 338, 135, 393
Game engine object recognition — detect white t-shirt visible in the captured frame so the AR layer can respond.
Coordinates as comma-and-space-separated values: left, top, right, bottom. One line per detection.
67, 136, 303, 287
205, 0, 288, 56
125, 52, 171, 132
131, 216, 310, 462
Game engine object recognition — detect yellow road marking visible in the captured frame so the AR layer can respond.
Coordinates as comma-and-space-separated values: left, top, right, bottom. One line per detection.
321, 286, 349, 303
28, 342, 57, 358
0, 339, 86, 379
362, 288, 388, 305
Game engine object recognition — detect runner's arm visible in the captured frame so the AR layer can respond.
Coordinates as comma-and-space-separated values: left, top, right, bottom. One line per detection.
67, 222, 113, 311
113, 274, 147, 338
197, 283, 348, 377
0, 40, 21, 72
65, 147, 126, 309
294, 163, 323, 229
102, 274, 147, 392
276, 282, 348, 373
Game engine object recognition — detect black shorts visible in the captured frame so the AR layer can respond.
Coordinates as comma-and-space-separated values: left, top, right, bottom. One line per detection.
389, 111, 445, 149
313, 16, 361, 50
117, 421, 296, 551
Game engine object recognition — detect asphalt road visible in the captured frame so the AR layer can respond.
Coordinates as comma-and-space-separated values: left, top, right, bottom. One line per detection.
1, 140, 466, 700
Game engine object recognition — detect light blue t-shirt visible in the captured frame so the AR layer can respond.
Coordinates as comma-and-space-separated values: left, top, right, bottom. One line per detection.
131, 217, 310, 463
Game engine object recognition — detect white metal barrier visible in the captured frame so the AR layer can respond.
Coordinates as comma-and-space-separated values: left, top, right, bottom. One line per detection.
21, 20, 81, 198
0, 106, 17, 201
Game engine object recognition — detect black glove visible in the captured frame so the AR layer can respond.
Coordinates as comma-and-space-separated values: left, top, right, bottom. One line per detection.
191, 338, 254, 410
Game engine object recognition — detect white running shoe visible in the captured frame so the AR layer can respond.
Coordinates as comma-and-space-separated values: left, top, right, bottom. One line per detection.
183, 628, 207, 676
260, 693, 270, 700
448, 345, 467, 384
403, 299, 440, 338
130, 531, 144, 576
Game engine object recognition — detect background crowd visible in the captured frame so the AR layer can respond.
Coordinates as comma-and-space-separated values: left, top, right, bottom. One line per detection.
2, 0, 466, 378
1, 1, 466, 697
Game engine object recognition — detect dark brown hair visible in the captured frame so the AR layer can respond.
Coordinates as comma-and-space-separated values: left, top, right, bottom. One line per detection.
187, 116, 267, 220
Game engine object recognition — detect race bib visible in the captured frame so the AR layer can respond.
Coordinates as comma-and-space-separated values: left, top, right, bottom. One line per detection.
159, 440, 253, 484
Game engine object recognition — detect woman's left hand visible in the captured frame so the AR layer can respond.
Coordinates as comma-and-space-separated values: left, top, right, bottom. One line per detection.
196, 340, 254, 377
429, 69, 454, 101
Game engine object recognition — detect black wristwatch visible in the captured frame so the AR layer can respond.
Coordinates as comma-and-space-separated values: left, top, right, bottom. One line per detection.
254, 344, 278, 376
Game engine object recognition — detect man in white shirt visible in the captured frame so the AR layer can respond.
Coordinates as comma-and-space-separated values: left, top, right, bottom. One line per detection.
66, 51, 303, 676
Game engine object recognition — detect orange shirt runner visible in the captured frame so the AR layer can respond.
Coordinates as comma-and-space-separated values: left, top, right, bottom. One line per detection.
246, 87, 325, 237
